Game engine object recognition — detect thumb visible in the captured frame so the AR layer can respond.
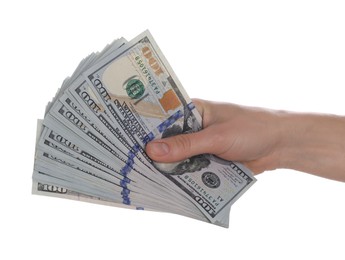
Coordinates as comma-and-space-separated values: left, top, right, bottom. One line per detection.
145, 130, 212, 163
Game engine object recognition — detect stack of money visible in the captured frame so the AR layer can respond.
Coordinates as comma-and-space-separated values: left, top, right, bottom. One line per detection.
32, 30, 256, 227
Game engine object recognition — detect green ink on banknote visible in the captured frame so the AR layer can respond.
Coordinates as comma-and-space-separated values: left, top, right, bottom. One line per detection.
126, 79, 145, 99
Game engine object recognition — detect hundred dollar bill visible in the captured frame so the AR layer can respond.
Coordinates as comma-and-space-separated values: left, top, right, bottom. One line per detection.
34, 144, 201, 218
33, 31, 256, 227
32, 181, 140, 209
37, 106, 205, 216
81, 30, 256, 225
33, 122, 208, 220
68, 77, 154, 171
65, 78, 193, 196
45, 38, 127, 115
44, 95, 180, 193
35, 125, 197, 212
32, 180, 210, 223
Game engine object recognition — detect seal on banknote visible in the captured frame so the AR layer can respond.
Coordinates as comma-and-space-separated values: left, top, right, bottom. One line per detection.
126, 79, 145, 99
202, 172, 221, 189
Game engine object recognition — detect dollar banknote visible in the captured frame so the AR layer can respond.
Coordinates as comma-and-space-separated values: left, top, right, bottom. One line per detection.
32, 30, 256, 227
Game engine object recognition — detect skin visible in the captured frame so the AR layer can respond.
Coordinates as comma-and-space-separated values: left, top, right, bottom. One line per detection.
146, 99, 345, 182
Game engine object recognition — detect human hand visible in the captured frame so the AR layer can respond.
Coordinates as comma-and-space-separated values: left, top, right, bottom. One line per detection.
145, 99, 283, 174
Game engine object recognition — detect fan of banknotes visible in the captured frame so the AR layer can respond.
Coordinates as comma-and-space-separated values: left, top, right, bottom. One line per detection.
32, 30, 256, 227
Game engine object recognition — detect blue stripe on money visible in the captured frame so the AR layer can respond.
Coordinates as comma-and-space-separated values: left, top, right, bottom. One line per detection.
142, 102, 196, 143
121, 188, 130, 196
120, 165, 131, 176
126, 160, 134, 168
133, 144, 140, 152
121, 187, 131, 204
128, 152, 135, 160
187, 102, 195, 110
121, 102, 196, 205
120, 178, 130, 188
157, 110, 183, 133
122, 197, 131, 205
119, 144, 143, 205
119, 150, 137, 205
143, 132, 154, 145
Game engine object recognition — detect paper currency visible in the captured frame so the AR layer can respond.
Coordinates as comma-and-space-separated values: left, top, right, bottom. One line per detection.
32, 30, 256, 227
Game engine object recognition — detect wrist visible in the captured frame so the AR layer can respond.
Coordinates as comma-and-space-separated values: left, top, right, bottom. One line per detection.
275, 111, 308, 170
274, 111, 345, 180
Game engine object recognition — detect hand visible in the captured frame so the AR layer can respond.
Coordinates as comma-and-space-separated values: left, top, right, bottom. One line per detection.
146, 99, 345, 182
146, 99, 283, 174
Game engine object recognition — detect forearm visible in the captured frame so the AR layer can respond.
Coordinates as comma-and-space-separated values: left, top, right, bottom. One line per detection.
276, 112, 345, 182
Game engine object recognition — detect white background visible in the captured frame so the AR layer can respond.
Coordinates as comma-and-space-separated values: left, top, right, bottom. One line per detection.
1, 1, 344, 259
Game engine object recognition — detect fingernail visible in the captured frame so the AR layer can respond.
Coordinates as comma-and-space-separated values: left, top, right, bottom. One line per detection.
148, 142, 170, 156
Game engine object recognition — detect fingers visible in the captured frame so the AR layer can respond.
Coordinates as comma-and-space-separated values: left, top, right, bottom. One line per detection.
191, 98, 205, 117
191, 98, 213, 128
145, 99, 214, 162
145, 130, 213, 163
